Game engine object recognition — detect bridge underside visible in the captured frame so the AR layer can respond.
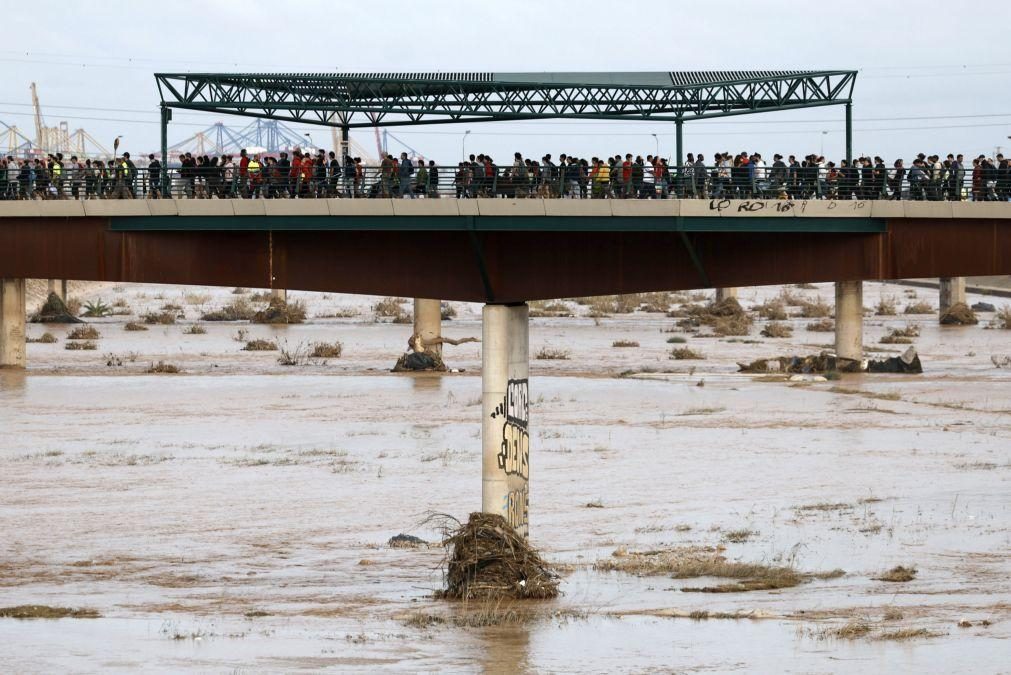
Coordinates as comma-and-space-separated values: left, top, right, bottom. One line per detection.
0, 217, 1008, 302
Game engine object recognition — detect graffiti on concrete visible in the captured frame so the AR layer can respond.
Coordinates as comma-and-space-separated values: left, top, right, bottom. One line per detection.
491, 377, 529, 532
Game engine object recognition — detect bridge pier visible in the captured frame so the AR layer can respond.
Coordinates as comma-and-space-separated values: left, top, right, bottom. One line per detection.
271, 288, 287, 303
1, 278, 27, 369
834, 280, 863, 362
413, 298, 443, 361
47, 279, 67, 301
938, 277, 966, 320
714, 287, 738, 302
482, 303, 530, 539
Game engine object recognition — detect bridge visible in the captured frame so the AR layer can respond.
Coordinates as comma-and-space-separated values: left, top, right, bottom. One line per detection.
3, 70, 1008, 539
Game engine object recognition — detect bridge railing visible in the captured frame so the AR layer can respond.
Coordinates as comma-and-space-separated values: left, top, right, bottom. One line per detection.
0, 164, 1007, 202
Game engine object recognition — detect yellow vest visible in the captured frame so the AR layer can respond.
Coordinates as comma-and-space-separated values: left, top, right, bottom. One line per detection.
248, 160, 261, 173
596, 165, 610, 182
52, 163, 62, 176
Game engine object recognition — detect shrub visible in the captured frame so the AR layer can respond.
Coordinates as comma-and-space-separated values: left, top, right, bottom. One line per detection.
183, 325, 207, 335
755, 299, 788, 321
310, 341, 343, 358
28, 332, 58, 344
612, 340, 639, 348
993, 306, 1011, 330
67, 325, 101, 340
666, 335, 688, 343
251, 298, 307, 324
231, 287, 249, 294
161, 303, 183, 312
795, 298, 832, 318
142, 311, 177, 325
243, 339, 278, 351
441, 302, 457, 320
670, 347, 704, 360
248, 291, 273, 302
146, 361, 180, 374
904, 301, 933, 315
201, 297, 255, 322
374, 297, 407, 317
806, 318, 835, 332
875, 296, 898, 316
124, 322, 149, 332
277, 340, 312, 366
65, 340, 97, 350
535, 347, 570, 360
761, 321, 793, 338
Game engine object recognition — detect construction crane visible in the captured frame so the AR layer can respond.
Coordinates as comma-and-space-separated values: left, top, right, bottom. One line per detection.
27, 82, 111, 158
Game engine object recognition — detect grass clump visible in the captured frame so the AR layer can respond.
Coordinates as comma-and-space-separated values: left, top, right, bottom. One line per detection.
666, 335, 687, 344
142, 310, 177, 325
536, 347, 570, 360
310, 341, 343, 359
0, 605, 100, 619
806, 318, 835, 332
435, 512, 559, 600
243, 339, 277, 352
201, 297, 255, 322
722, 529, 757, 543
67, 325, 100, 340
28, 332, 58, 344
992, 305, 1011, 329
374, 296, 407, 317
876, 628, 942, 641
761, 321, 793, 338
441, 302, 457, 320
124, 322, 148, 332
832, 621, 873, 639
146, 361, 180, 374
880, 324, 920, 344
874, 565, 917, 582
529, 300, 572, 318
939, 303, 978, 326
612, 340, 639, 348
182, 325, 207, 335
670, 347, 704, 360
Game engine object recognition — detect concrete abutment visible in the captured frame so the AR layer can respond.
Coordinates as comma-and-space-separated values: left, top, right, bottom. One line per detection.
938, 277, 966, 320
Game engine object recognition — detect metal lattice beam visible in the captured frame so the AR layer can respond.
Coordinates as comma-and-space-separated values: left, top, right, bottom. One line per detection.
155, 71, 857, 129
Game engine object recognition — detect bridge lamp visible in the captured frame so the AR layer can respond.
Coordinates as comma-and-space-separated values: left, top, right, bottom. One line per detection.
651, 133, 659, 156
462, 130, 471, 160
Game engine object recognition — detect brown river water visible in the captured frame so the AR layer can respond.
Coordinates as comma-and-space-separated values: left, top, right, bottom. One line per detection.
1, 282, 1009, 673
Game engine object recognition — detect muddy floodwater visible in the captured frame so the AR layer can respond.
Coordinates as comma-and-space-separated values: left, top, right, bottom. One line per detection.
1, 281, 1009, 673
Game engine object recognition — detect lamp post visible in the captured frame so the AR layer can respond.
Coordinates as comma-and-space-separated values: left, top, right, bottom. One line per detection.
461, 130, 471, 161
651, 133, 659, 157
821, 131, 828, 156
304, 133, 313, 151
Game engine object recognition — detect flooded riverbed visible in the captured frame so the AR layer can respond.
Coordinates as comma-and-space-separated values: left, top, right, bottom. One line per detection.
1, 281, 1009, 672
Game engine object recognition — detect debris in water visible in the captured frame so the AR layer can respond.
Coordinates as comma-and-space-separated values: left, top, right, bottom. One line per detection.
31, 292, 82, 324
436, 512, 559, 600
874, 565, 917, 582
939, 303, 978, 325
0, 605, 100, 619
388, 533, 428, 549
971, 302, 995, 313
738, 348, 922, 375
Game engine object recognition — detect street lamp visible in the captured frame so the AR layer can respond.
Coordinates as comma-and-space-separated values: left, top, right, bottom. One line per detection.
820, 130, 828, 156
651, 133, 659, 157
303, 132, 313, 151
461, 130, 471, 160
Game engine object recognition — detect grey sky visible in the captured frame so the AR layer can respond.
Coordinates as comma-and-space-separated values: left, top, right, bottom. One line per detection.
3, 0, 1010, 162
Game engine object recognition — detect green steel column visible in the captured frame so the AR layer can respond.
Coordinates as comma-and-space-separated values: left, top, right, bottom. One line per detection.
845, 102, 852, 165
675, 118, 684, 172
340, 125, 350, 161
160, 105, 171, 194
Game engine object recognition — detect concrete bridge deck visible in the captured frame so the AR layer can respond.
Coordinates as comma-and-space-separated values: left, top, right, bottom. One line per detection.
1, 199, 1009, 302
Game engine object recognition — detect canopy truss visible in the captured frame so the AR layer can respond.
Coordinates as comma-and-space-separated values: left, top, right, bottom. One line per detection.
155, 71, 857, 129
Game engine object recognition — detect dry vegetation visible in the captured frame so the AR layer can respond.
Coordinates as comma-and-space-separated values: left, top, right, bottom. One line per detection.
904, 300, 934, 314
310, 341, 343, 358
875, 296, 898, 316
243, 339, 278, 352
806, 318, 835, 332
993, 305, 1011, 329
612, 340, 639, 348
755, 299, 788, 320
761, 321, 793, 338
670, 346, 704, 360
27, 332, 58, 344
142, 310, 177, 325
794, 298, 832, 318
939, 303, 978, 325
252, 298, 307, 324
536, 347, 571, 360
66, 325, 101, 340
0, 605, 100, 619
595, 546, 842, 593
529, 300, 572, 318
874, 565, 917, 582
65, 340, 97, 351
880, 324, 920, 344
201, 297, 256, 322
124, 322, 148, 332
146, 361, 180, 374
182, 325, 207, 335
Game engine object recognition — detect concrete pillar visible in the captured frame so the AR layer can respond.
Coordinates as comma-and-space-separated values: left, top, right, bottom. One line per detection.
938, 277, 966, 317
271, 288, 287, 303
1, 279, 27, 369
413, 298, 442, 358
482, 303, 530, 538
715, 287, 738, 302
834, 280, 863, 362
47, 279, 67, 300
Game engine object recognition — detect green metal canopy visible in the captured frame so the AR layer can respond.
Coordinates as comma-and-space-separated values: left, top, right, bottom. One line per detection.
155, 70, 857, 128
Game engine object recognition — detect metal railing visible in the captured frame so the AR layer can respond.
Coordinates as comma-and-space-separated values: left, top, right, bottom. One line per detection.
1, 162, 1008, 202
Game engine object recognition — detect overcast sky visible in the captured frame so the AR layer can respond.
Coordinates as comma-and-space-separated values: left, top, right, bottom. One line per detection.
3, 0, 1010, 163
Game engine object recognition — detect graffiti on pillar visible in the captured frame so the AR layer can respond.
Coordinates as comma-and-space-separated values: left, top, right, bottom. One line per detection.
491, 377, 529, 532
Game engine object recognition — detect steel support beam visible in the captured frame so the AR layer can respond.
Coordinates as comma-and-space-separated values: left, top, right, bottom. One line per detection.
845, 102, 853, 165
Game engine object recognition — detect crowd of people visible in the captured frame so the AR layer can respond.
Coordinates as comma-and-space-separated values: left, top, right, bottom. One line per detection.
3, 147, 1011, 202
